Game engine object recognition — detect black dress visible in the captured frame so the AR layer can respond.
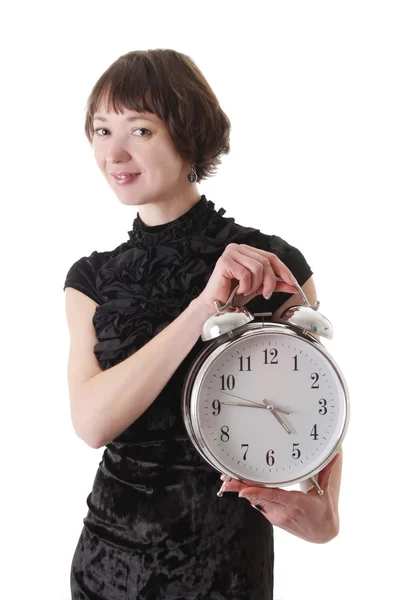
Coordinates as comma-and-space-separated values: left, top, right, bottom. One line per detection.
64, 195, 313, 600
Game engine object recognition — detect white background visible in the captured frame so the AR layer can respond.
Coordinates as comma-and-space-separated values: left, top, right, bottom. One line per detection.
2, 1, 399, 598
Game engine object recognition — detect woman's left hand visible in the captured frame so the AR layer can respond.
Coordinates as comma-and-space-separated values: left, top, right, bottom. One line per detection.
220, 451, 342, 544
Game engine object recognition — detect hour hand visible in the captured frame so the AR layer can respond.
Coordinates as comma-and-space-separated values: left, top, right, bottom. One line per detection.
269, 406, 291, 415
262, 400, 292, 434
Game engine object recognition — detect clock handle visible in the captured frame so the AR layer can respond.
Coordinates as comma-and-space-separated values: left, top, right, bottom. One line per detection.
217, 473, 232, 497
218, 474, 324, 496
275, 276, 314, 307
226, 277, 317, 310
310, 476, 324, 495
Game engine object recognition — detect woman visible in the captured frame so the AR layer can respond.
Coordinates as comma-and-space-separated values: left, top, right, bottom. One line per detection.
64, 48, 342, 600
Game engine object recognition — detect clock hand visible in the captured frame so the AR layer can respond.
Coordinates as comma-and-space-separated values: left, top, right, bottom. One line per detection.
220, 401, 268, 409
264, 401, 292, 434
220, 391, 292, 414
266, 406, 291, 415
267, 405, 292, 434
220, 391, 267, 406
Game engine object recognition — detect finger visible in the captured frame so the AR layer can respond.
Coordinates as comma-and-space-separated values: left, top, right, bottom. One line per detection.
213, 259, 252, 306
219, 478, 249, 494
250, 279, 298, 297
234, 247, 279, 298
223, 245, 297, 301
239, 244, 298, 289
316, 452, 341, 491
229, 255, 263, 296
227, 244, 285, 297
229, 247, 296, 298
238, 486, 295, 508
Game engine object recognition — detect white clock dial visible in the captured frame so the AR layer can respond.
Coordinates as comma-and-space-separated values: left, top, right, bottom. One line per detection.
195, 330, 347, 485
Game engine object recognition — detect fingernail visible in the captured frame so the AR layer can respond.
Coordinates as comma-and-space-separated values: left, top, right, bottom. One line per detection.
251, 503, 264, 513
264, 292, 272, 299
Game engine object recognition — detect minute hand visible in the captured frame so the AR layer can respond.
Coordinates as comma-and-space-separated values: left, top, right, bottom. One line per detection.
220, 401, 268, 409
220, 391, 291, 414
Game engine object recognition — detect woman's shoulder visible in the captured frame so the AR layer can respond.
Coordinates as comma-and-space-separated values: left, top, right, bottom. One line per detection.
63, 240, 131, 305
243, 228, 300, 252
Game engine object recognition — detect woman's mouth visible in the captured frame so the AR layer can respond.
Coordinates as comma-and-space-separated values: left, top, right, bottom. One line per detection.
111, 173, 141, 185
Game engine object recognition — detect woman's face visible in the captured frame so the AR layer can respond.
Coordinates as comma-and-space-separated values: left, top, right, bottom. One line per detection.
92, 98, 193, 208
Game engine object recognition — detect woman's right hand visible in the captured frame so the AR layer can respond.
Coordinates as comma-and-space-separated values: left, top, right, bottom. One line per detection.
197, 243, 299, 312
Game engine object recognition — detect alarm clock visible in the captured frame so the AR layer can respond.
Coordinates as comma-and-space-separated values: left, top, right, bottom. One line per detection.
182, 277, 350, 496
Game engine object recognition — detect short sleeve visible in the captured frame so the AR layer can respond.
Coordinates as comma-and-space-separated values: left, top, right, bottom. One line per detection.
63, 252, 101, 305
268, 234, 313, 287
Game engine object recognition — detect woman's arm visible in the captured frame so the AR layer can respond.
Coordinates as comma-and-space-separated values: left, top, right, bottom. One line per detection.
67, 295, 215, 448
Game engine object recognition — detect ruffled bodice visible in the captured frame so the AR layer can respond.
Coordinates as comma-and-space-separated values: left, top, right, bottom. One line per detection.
91, 195, 262, 447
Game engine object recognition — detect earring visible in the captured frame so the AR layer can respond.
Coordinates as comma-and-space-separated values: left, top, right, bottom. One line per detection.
187, 164, 198, 183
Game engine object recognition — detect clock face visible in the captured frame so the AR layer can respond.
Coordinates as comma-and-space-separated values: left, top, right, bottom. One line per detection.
191, 329, 348, 485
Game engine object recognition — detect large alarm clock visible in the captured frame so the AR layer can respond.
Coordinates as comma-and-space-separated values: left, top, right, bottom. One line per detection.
182, 277, 350, 496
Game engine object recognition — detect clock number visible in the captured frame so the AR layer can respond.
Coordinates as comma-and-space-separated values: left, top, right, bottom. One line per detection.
292, 443, 301, 459
319, 399, 327, 415
311, 372, 320, 388
239, 356, 252, 371
266, 449, 275, 466
212, 399, 221, 416
264, 348, 278, 364
220, 374, 235, 390
293, 355, 299, 371
241, 444, 249, 460
310, 424, 319, 440
220, 426, 230, 442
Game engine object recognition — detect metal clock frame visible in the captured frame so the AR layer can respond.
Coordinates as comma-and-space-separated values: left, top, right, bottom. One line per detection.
182, 320, 350, 494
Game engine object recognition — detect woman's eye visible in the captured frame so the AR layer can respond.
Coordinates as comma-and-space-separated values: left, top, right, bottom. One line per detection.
133, 128, 151, 137
93, 127, 151, 137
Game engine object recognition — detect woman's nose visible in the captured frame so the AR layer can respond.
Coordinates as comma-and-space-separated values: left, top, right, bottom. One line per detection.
105, 137, 132, 163
106, 147, 132, 163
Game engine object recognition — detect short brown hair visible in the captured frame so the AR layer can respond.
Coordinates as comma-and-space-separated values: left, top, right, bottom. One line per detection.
84, 49, 231, 182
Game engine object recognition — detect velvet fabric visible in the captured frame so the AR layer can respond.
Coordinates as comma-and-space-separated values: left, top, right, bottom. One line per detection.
64, 195, 313, 599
